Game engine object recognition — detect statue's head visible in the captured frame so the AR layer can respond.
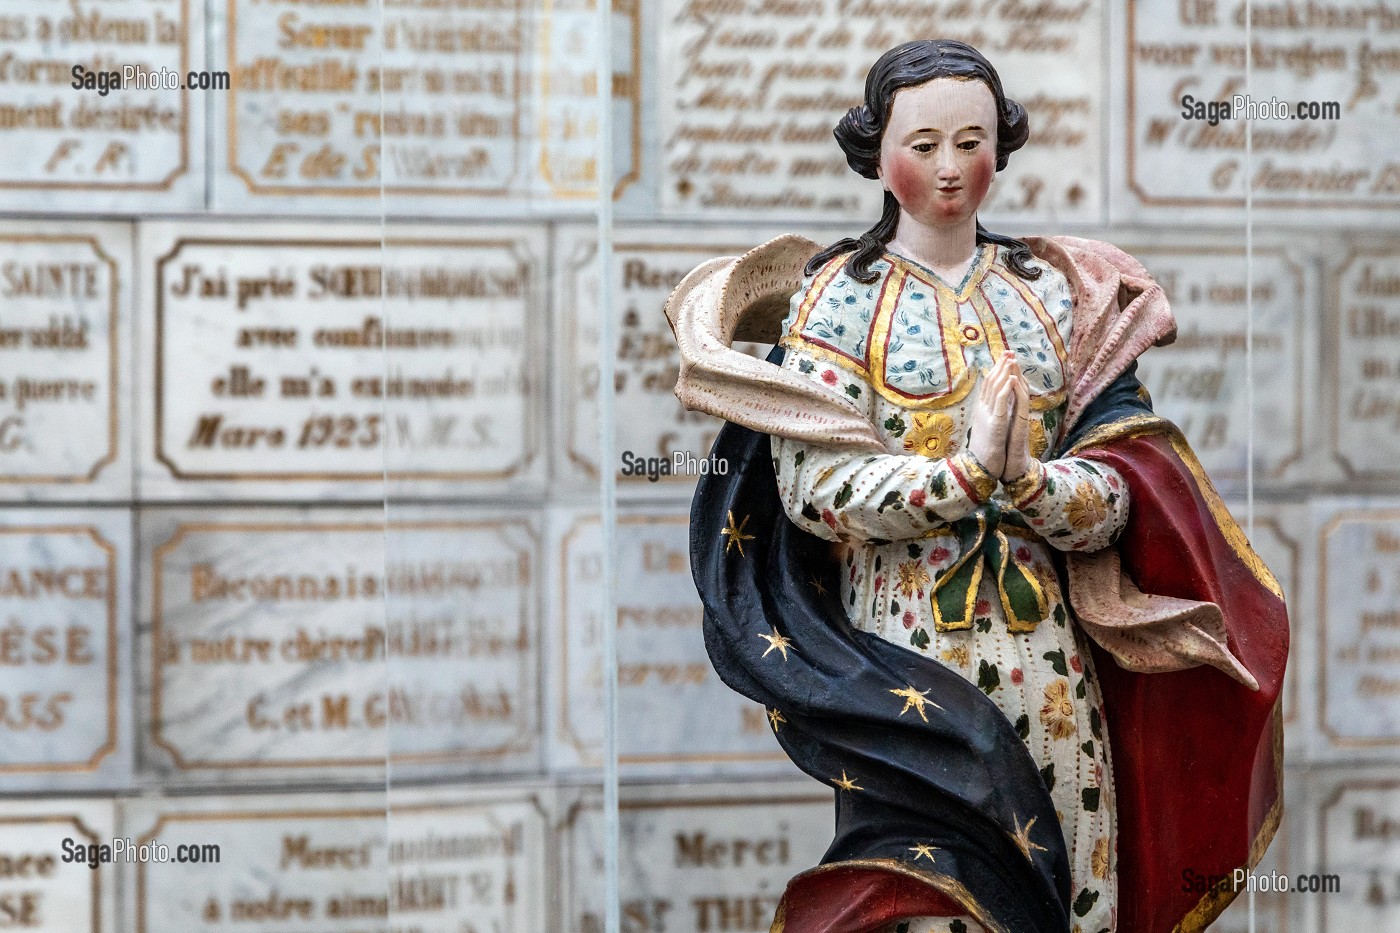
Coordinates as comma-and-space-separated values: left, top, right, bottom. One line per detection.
806, 41, 1040, 283
835, 41, 1029, 227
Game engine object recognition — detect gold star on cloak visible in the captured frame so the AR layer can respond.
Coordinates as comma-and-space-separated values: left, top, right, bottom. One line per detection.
757, 628, 793, 661
810, 576, 828, 596
833, 770, 863, 792
767, 708, 785, 731
908, 842, 939, 863
721, 511, 755, 556
1011, 813, 1047, 861
889, 685, 942, 723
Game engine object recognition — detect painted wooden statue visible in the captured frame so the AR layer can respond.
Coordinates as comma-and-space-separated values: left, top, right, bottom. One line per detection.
664, 40, 1288, 933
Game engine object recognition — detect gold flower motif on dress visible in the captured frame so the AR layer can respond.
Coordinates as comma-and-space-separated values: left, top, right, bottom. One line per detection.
940, 645, 969, 669
903, 412, 956, 458
1065, 482, 1108, 532
895, 559, 930, 598
1033, 561, 1061, 603
1091, 836, 1110, 880
1040, 679, 1077, 740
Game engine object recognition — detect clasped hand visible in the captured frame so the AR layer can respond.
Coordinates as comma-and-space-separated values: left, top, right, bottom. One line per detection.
967, 350, 1035, 484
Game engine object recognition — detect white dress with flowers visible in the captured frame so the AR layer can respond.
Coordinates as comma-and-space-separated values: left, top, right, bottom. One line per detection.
771, 245, 1122, 933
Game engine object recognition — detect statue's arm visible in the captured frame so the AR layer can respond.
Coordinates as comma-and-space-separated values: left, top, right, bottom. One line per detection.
1004, 456, 1130, 552
769, 347, 997, 544
996, 258, 1130, 553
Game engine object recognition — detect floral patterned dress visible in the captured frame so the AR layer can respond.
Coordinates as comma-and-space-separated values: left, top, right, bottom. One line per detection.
771, 245, 1122, 933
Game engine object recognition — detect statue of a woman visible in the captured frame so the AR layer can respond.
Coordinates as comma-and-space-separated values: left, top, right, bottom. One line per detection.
666, 40, 1288, 933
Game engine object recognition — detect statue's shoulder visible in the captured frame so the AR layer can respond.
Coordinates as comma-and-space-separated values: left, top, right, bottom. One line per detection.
988, 243, 1074, 314
782, 251, 895, 363
1025, 235, 1158, 287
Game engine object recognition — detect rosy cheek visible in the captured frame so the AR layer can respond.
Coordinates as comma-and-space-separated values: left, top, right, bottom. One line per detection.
965, 152, 994, 203
886, 153, 929, 208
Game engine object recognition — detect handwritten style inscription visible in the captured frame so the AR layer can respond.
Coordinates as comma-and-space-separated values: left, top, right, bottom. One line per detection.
132, 794, 545, 932
0, 0, 190, 191
1334, 248, 1400, 479
1319, 783, 1400, 927
1320, 513, 1400, 748
227, 0, 521, 196
1127, 1, 1400, 208
151, 233, 534, 487
0, 525, 116, 772
558, 513, 785, 767
149, 517, 537, 776
564, 237, 764, 486
567, 789, 831, 932
0, 236, 118, 485
0, 803, 112, 932
1130, 246, 1302, 483
537, 0, 641, 199
661, 0, 1103, 220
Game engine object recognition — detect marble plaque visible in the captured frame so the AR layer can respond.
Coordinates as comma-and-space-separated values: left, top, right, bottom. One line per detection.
382, 788, 550, 930
1316, 775, 1400, 929
137, 222, 543, 500
1315, 502, 1400, 755
1127, 241, 1310, 486
1330, 243, 1400, 482
562, 782, 831, 932
0, 0, 203, 212
140, 506, 540, 783
0, 798, 116, 932
554, 226, 776, 495
123, 788, 548, 932
211, 0, 639, 214
0, 221, 131, 501
1118, 1, 1400, 222
0, 509, 131, 790
659, 0, 1104, 221
551, 508, 794, 774
533, 0, 643, 204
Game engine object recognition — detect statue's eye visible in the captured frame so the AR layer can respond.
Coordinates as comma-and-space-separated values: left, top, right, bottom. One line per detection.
958, 140, 980, 151
912, 142, 934, 153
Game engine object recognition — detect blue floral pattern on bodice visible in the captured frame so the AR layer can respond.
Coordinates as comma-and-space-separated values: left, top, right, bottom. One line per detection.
779, 245, 1074, 411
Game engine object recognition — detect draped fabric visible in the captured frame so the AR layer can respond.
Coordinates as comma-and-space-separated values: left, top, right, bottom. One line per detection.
1072, 437, 1287, 932
691, 352, 1287, 932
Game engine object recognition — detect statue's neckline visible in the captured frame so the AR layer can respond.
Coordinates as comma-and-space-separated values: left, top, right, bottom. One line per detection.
885, 243, 995, 299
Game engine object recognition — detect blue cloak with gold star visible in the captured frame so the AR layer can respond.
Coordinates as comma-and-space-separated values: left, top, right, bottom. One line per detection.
691, 349, 1286, 933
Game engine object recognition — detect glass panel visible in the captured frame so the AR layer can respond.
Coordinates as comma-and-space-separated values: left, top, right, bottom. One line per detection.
375, 0, 612, 928
132, 0, 394, 927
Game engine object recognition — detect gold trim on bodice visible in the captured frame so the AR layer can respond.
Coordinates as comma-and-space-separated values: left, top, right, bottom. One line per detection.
781, 247, 1069, 412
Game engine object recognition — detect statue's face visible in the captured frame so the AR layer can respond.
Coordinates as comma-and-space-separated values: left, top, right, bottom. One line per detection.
878, 77, 998, 229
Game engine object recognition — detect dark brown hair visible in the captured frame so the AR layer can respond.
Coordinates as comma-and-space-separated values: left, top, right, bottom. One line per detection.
806, 40, 1040, 283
